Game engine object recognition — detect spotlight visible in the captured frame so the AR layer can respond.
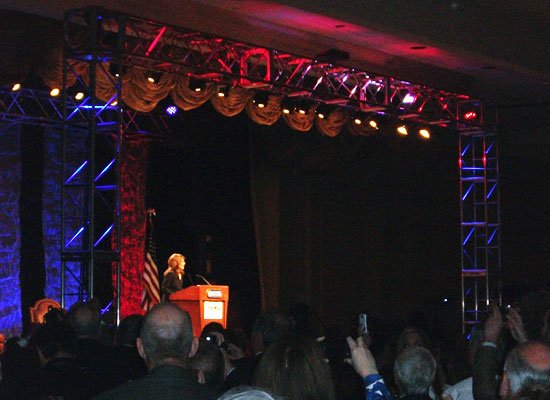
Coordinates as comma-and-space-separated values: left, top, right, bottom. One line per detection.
367, 119, 378, 129
108, 63, 126, 78
165, 105, 178, 115
11, 83, 21, 91
418, 128, 431, 139
280, 97, 295, 114
75, 92, 85, 100
189, 78, 206, 92
352, 114, 362, 125
402, 93, 416, 104
110, 100, 118, 106
253, 91, 269, 108
463, 111, 477, 120
295, 99, 313, 115
216, 86, 229, 98
146, 71, 162, 84
396, 124, 408, 136
50, 88, 60, 97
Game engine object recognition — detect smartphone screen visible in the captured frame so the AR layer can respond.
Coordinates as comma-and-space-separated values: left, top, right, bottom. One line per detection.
359, 313, 368, 335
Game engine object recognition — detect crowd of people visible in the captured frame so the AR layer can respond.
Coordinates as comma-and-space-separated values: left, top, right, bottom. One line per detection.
0, 289, 548, 400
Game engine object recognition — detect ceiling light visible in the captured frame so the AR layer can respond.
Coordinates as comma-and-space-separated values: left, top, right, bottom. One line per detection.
146, 71, 162, 84
253, 92, 269, 108
189, 78, 206, 92
217, 86, 229, 97
419, 128, 431, 139
397, 125, 408, 136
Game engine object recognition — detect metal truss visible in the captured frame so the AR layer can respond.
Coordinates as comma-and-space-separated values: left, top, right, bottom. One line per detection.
63, 7, 483, 127
1, 87, 78, 128
459, 121, 501, 333
61, 8, 125, 324
0, 86, 169, 136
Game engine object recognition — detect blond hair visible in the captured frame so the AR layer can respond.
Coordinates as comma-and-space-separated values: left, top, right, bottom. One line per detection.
164, 253, 186, 276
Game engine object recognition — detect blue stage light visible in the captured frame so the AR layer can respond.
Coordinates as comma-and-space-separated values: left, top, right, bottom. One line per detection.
166, 105, 178, 115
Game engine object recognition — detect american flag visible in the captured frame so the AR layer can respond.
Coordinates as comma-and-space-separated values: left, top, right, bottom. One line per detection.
141, 209, 160, 311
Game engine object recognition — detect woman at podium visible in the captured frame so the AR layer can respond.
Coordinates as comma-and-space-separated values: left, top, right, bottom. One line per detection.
161, 253, 188, 301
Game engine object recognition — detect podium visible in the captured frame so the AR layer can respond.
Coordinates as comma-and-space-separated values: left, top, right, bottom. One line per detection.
169, 285, 229, 337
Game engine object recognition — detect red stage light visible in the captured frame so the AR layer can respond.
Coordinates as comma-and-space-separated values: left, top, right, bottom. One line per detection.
463, 111, 477, 120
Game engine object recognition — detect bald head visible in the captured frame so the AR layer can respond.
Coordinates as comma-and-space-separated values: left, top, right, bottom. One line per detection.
501, 341, 550, 399
138, 302, 195, 369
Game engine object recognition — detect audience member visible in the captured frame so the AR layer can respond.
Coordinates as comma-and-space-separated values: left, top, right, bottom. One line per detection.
31, 321, 93, 399
114, 313, 147, 382
395, 326, 447, 399
218, 386, 281, 400
0, 332, 39, 399
499, 341, 550, 400
396, 327, 431, 356
68, 300, 122, 395
252, 334, 336, 400
472, 303, 507, 400
516, 290, 550, 342
394, 346, 437, 400
225, 311, 292, 389
190, 339, 226, 389
515, 385, 550, 400
442, 330, 483, 400
94, 302, 219, 399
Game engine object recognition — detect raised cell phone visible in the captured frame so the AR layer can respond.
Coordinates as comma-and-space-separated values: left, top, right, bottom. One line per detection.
358, 313, 368, 335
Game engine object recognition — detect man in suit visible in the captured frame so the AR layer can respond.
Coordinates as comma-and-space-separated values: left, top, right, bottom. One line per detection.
94, 302, 219, 400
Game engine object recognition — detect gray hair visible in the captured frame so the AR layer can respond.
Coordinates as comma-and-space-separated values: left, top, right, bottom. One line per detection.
140, 302, 194, 365
218, 386, 279, 400
504, 342, 550, 395
394, 346, 437, 395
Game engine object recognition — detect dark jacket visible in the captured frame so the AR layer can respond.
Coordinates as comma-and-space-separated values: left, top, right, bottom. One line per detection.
161, 270, 183, 301
93, 364, 219, 400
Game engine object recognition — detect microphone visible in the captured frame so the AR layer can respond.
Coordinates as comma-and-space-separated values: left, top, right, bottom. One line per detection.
195, 274, 212, 285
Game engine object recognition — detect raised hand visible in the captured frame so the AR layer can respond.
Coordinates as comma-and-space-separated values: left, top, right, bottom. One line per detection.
346, 336, 378, 378
484, 302, 504, 344
506, 308, 528, 343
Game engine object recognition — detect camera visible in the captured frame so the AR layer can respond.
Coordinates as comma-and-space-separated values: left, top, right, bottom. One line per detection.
205, 332, 228, 350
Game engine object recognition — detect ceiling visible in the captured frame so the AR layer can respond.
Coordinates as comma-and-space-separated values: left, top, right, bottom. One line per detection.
2, 0, 549, 107
1, 0, 549, 154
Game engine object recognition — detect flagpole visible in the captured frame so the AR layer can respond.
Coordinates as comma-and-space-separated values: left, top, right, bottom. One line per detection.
142, 208, 161, 311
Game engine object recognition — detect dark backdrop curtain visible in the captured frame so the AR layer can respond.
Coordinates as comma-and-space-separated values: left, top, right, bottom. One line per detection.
249, 121, 461, 330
